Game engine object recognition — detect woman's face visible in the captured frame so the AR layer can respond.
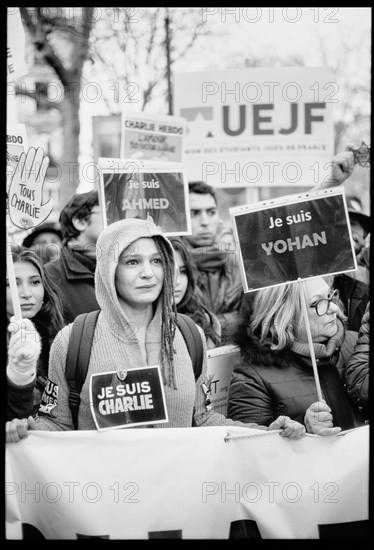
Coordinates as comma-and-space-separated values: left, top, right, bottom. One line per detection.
174, 250, 188, 306
115, 237, 164, 310
296, 277, 340, 343
6, 260, 45, 319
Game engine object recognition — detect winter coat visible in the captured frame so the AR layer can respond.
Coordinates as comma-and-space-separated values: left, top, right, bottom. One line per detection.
45, 246, 99, 324
35, 218, 262, 431
346, 303, 369, 419
333, 272, 369, 332
227, 320, 360, 431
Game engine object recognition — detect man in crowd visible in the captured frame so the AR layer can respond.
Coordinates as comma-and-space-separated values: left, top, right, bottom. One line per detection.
182, 181, 243, 344
333, 195, 370, 331
44, 191, 103, 324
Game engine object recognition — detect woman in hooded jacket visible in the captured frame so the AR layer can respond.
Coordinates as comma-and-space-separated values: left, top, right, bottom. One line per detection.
7, 218, 305, 440
227, 276, 362, 435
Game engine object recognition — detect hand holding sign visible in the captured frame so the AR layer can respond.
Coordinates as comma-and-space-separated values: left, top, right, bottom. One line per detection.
8, 146, 53, 229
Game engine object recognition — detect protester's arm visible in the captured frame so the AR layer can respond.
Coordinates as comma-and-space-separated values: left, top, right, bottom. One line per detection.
311, 147, 355, 191
7, 378, 35, 421
226, 366, 274, 426
345, 307, 370, 415
34, 325, 76, 431
7, 318, 40, 420
193, 328, 305, 439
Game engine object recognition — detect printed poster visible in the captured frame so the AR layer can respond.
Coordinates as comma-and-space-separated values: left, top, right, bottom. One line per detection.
121, 111, 186, 162
230, 188, 357, 292
207, 345, 240, 416
89, 366, 168, 431
174, 66, 334, 187
98, 157, 191, 236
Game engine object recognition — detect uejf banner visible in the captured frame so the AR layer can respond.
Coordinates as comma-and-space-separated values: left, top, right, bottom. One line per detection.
230, 188, 357, 292
98, 157, 191, 236
174, 66, 334, 187
121, 112, 186, 162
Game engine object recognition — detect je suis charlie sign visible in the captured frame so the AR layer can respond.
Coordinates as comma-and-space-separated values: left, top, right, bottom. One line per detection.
231, 188, 357, 292
89, 366, 168, 431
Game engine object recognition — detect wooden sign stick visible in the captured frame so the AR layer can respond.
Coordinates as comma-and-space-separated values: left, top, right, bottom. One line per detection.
6, 240, 22, 320
298, 278, 323, 402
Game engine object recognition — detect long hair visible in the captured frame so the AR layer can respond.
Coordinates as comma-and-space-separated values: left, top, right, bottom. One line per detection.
153, 236, 178, 388
170, 237, 221, 346
250, 276, 346, 351
8, 245, 65, 336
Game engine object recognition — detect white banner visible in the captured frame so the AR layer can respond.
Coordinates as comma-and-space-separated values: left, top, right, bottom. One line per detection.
174, 67, 334, 187
6, 425, 369, 540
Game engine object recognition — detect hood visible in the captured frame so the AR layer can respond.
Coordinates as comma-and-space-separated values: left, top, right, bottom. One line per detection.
95, 217, 175, 338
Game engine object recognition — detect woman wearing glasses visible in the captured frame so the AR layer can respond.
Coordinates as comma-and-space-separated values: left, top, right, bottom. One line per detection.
227, 276, 362, 435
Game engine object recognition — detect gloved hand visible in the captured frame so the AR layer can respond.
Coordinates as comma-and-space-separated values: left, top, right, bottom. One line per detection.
7, 317, 41, 386
304, 401, 341, 436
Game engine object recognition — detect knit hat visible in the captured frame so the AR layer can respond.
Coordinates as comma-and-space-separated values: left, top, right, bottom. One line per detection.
22, 223, 62, 248
346, 196, 371, 236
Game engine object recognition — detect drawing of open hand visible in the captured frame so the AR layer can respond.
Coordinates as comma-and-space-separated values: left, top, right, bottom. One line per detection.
8, 147, 53, 229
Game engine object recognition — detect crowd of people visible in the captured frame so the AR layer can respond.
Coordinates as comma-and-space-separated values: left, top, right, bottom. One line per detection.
6, 144, 370, 446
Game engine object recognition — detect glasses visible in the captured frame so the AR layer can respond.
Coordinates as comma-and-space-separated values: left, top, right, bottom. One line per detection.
311, 289, 340, 317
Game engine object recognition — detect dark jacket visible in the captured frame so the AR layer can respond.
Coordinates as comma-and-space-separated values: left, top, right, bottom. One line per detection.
333, 272, 369, 332
45, 246, 99, 324
227, 325, 359, 431
345, 303, 369, 419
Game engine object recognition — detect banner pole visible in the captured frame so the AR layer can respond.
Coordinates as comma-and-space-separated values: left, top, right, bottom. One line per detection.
6, 239, 22, 320
298, 278, 323, 402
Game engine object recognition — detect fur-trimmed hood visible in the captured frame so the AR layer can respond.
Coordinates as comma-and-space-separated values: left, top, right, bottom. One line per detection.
233, 322, 291, 369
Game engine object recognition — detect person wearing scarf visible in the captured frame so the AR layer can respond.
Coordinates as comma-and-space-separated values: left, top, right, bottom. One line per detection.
227, 275, 363, 434
183, 181, 244, 345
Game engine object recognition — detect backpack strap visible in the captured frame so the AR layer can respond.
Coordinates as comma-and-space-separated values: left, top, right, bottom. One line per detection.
65, 310, 100, 429
177, 313, 204, 381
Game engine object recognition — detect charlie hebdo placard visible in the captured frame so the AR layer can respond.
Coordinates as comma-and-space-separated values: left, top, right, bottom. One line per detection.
230, 188, 357, 292
89, 366, 168, 431
98, 157, 191, 236
121, 111, 186, 162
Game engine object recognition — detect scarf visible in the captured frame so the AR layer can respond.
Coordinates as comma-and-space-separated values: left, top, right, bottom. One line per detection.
189, 245, 226, 273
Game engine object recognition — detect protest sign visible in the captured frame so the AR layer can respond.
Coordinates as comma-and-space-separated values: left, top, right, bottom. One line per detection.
207, 345, 240, 416
98, 157, 191, 236
174, 66, 334, 187
89, 366, 168, 430
7, 147, 53, 230
6, 124, 28, 194
121, 112, 186, 162
6, 425, 369, 539
7, 8, 28, 81
230, 188, 357, 293
6, 146, 52, 320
